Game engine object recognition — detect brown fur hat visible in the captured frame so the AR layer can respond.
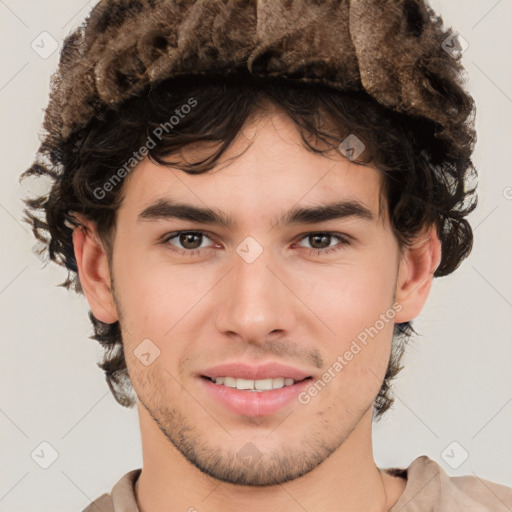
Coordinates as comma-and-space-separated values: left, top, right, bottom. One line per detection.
45, 0, 472, 149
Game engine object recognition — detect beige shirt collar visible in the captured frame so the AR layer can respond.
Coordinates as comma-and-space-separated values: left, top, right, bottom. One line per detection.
83, 455, 512, 512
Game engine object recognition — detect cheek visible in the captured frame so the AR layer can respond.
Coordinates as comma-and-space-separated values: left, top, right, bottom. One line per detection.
295, 254, 397, 340
115, 247, 213, 330
293, 253, 397, 400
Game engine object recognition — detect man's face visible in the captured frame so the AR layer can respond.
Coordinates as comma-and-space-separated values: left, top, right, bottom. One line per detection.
108, 104, 402, 485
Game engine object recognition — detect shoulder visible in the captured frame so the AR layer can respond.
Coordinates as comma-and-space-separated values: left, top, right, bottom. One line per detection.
387, 455, 512, 511
81, 468, 141, 512
82, 492, 113, 512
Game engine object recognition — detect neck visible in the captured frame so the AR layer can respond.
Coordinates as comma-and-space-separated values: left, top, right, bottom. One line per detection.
134, 407, 406, 512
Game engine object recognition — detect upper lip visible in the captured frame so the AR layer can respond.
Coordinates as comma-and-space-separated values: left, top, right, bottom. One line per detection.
200, 362, 312, 381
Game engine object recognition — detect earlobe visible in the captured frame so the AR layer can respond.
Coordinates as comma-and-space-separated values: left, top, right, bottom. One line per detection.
394, 224, 442, 323
72, 219, 118, 324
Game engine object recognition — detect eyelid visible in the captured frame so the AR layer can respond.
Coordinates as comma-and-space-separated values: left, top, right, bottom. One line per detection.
293, 230, 353, 244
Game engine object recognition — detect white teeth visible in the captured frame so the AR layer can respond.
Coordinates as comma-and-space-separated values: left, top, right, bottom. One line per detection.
236, 378, 254, 390
223, 377, 237, 388
212, 376, 298, 391
255, 378, 273, 391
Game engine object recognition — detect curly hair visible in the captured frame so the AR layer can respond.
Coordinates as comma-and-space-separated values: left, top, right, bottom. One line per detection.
20, 0, 477, 420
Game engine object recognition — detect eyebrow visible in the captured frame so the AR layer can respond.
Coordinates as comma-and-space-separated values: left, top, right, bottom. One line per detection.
137, 198, 374, 228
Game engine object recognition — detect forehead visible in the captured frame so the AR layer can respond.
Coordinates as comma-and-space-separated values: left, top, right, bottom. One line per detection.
118, 106, 386, 226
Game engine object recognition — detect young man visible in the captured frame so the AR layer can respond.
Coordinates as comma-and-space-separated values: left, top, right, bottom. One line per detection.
21, 0, 512, 510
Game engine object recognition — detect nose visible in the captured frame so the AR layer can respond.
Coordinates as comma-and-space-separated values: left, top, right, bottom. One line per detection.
214, 244, 297, 345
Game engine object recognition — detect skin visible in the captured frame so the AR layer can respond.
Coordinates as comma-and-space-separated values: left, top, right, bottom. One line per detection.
73, 102, 441, 512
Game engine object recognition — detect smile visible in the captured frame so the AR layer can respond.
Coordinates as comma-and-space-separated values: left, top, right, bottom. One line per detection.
204, 376, 307, 391
200, 375, 313, 417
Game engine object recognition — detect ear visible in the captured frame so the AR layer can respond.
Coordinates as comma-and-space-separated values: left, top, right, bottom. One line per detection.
72, 216, 118, 323
394, 224, 442, 323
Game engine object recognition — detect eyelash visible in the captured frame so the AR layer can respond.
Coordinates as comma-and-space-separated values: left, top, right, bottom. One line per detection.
161, 231, 351, 257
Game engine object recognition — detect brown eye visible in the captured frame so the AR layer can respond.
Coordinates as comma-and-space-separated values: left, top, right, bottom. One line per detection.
308, 233, 332, 249
163, 231, 215, 254
296, 232, 351, 256
179, 232, 203, 250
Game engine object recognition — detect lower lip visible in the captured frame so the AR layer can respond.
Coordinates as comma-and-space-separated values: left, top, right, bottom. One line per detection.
200, 377, 312, 417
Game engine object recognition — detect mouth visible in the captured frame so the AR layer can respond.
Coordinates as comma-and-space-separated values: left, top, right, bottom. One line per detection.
201, 375, 312, 391
198, 363, 314, 417
198, 375, 313, 417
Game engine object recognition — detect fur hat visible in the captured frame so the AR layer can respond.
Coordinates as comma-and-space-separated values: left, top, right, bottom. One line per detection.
44, 0, 472, 149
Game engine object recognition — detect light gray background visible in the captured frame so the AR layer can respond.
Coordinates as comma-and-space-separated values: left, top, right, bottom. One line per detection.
1, 1, 511, 510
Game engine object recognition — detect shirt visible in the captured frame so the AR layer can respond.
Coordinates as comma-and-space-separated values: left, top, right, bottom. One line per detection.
82, 455, 512, 511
